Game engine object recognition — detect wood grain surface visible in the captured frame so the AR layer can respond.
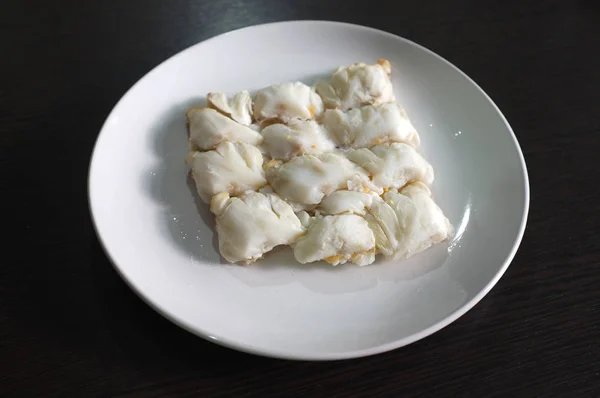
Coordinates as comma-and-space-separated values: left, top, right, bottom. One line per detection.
1, 0, 600, 396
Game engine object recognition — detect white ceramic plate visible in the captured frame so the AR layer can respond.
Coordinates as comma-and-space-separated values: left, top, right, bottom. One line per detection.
89, 21, 529, 360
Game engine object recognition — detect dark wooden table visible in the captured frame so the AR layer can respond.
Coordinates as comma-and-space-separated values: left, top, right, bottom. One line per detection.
2, 0, 600, 396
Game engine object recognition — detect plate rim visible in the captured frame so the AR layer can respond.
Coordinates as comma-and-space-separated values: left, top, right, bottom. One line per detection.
88, 20, 530, 361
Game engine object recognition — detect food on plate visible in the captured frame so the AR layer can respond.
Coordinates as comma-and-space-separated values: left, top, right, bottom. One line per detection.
295, 210, 313, 229
315, 59, 395, 110
260, 120, 335, 161
184, 59, 452, 266
366, 182, 453, 260
207, 91, 253, 125
264, 153, 380, 206
187, 107, 262, 151
317, 191, 378, 216
293, 214, 376, 266
186, 141, 266, 203
210, 191, 304, 263
347, 142, 433, 190
253, 82, 324, 123
322, 103, 420, 148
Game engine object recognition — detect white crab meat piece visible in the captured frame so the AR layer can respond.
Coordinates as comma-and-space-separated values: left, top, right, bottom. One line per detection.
317, 191, 378, 216
207, 91, 253, 125
295, 210, 314, 229
253, 82, 324, 123
187, 107, 262, 151
322, 103, 420, 148
210, 191, 304, 264
259, 184, 311, 212
315, 59, 395, 110
293, 214, 376, 266
366, 182, 453, 259
260, 120, 335, 161
347, 142, 433, 190
186, 141, 266, 203
264, 153, 381, 206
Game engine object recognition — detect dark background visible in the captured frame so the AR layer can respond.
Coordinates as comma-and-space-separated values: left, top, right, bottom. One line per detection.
2, 0, 600, 396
